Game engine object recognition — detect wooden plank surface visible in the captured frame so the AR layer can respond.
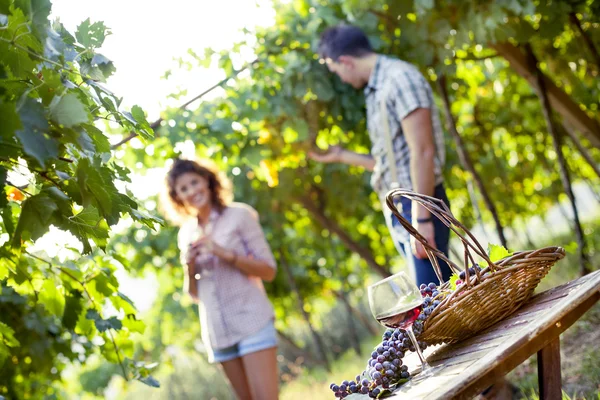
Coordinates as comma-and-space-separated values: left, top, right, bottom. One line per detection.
388, 270, 600, 399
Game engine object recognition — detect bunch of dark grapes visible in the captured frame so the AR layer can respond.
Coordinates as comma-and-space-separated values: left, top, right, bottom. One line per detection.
329, 328, 413, 398
418, 282, 444, 324
456, 266, 484, 285
330, 281, 455, 398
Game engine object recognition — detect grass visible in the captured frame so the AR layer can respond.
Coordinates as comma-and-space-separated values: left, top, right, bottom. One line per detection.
280, 336, 381, 400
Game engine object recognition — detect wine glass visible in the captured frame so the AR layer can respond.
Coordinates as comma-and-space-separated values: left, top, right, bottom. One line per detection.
367, 271, 437, 384
190, 224, 215, 279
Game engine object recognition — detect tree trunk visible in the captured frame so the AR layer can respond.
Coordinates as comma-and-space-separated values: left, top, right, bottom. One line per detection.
298, 196, 392, 278
493, 42, 600, 148
560, 121, 600, 180
569, 12, 600, 70
466, 177, 491, 242
437, 74, 508, 248
279, 249, 331, 369
335, 289, 362, 356
583, 176, 600, 203
525, 44, 592, 276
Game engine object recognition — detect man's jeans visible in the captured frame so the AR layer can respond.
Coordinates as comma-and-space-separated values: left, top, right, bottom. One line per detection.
385, 184, 453, 286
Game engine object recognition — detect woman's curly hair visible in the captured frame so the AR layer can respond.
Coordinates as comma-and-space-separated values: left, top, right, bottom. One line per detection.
159, 158, 233, 225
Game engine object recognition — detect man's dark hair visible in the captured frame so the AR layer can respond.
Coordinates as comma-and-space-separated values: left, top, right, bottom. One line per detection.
318, 24, 373, 61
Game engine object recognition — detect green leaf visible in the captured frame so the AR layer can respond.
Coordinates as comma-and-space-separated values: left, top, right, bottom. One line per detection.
91, 53, 111, 65
0, 166, 7, 209
75, 18, 109, 49
241, 146, 263, 168
0, 101, 23, 146
0, 247, 16, 280
16, 0, 52, 41
1, 204, 16, 239
39, 278, 66, 317
82, 124, 111, 153
79, 59, 108, 81
131, 105, 154, 140
0, 8, 38, 75
44, 26, 66, 62
123, 314, 145, 334
38, 69, 65, 104
76, 309, 95, 335
15, 97, 58, 168
49, 93, 90, 127
128, 208, 163, 230
282, 119, 309, 143
110, 292, 136, 316
11, 193, 57, 246
139, 375, 160, 388
69, 206, 109, 252
77, 158, 113, 219
449, 272, 460, 291
86, 309, 122, 332
62, 290, 83, 330
488, 244, 511, 262
0, 321, 20, 347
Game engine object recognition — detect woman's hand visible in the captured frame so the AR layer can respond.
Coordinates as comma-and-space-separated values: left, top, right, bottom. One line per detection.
191, 236, 236, 263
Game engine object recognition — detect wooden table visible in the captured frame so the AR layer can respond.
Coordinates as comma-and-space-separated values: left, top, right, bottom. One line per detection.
390, 270, 600, 400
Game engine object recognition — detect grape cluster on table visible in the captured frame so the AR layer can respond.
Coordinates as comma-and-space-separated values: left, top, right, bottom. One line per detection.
329, 281, 447, 398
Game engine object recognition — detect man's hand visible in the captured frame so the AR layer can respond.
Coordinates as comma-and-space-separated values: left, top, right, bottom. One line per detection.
308, 145, 343, 164
411, 221, 436, 259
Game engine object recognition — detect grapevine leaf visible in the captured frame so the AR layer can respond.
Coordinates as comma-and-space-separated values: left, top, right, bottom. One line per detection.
449, 272, 460, 291
0, 166, 7, 209
11, 193, 57, 246
123, 314, 145, 334
0, 247, 18, 280
39, 278, 66, 317
0, 102, 23, 152
139, 375, 160, 388
0, 9, 37, 75
82, 124, 111, 153
77, 158, 114, 220
49, 92, 90, 127
86, 309, 122, 332
15, 97, 58, 168
16, 0, 52, 41
62, 290, 83, 330
91, 53, 111, 65
131, 105, 154, 140
75, 18, 109, 49
0, 321, 20, 347
488, 244, 511, 262
69, 205, 109, 253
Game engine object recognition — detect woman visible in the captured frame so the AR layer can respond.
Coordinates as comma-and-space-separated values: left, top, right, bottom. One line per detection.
161, 158, 279, 400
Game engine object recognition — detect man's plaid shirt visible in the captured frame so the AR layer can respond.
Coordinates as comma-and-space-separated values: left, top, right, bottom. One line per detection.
364, 55, 446, 200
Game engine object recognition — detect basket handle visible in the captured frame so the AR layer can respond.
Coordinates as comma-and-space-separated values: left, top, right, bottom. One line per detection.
385, 188, 499, 286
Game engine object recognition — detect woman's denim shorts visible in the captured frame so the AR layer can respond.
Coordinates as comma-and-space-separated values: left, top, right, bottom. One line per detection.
210, 320, 277, 363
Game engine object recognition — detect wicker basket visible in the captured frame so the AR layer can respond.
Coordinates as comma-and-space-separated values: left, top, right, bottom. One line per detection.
385, 189, 565, 345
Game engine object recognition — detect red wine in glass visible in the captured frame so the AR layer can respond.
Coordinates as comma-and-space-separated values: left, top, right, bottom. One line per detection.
376, 302, 422, 330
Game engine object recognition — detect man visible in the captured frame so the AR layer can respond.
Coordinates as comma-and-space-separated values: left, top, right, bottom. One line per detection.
309, 24, 452, 286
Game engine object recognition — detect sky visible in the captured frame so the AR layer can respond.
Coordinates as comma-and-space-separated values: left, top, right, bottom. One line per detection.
40, 0, 276, 311
50, 0, 275, 120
